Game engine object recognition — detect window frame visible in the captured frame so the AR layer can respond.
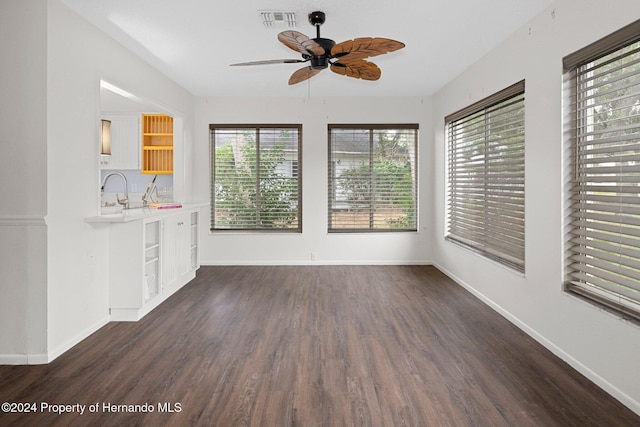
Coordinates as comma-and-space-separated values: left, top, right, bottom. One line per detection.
327, 124, 419, 233
563, 19, 640, 322
445, 81, 526, 273
209, 124, 302, 232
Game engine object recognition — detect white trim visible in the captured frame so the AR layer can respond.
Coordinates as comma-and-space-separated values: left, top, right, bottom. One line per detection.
109, 263, 196, 322
0, 354, 29, 364
200, 259, 434, 266
44, 316, 110, 363
0, 316, 115, 366
0, 215, 46, 226
46, 315, 111, 363
0, 353, 49, 365
27, 353, 50, 365
433, 262, 640, 417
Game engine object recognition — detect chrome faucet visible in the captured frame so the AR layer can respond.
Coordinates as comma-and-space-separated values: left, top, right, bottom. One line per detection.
101, 172, 129, 210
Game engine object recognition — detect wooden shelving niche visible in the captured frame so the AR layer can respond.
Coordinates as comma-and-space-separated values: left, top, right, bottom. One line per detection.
142, 114, 173, 174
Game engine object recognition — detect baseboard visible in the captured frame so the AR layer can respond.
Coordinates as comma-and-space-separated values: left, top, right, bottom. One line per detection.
46, 315, 111, 364
433, 262, 640, 417
0, 351, 59, 365
0, 351, 50, 365
200, 259, 434, 266
0, 354, 28, 364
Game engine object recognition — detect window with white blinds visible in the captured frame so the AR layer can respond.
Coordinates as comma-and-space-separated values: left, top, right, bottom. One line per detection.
328, 125, 418, 232
210, 125, 301, 231
445, 81, 525, 272
564, 19, 640, 321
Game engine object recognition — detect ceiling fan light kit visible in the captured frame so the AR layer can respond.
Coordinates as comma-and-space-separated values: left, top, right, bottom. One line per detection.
231, 11, 405, 85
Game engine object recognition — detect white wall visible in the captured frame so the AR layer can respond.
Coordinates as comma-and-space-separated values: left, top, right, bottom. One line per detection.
0, 0, 48, 363
0, 0, 196, 363
432, 0, 640, 413
45, 0, 195, 361
193, 96, 433, 265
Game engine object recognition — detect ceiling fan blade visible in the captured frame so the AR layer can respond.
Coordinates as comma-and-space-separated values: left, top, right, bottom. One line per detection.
288, 67, 322, 85
278, 31, 325, 56
330, 60, 381, 81
331, 38, 405, 61
230, 59, 306, 66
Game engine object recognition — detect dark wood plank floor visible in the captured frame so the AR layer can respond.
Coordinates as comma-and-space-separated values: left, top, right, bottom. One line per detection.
1, 265, 638, 426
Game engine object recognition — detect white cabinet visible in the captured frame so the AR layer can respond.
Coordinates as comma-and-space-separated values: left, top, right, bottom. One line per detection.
100, 114, 140, 170
108, 218, 162, 320
162, 210, 199, 294
108, 207, 199, 321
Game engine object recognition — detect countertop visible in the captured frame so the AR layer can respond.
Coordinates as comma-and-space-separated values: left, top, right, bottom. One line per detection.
85, 202, 207, 223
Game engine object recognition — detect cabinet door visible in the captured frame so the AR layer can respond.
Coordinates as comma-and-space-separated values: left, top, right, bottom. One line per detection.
101, 114, 140, 170
162, 212, 191, 292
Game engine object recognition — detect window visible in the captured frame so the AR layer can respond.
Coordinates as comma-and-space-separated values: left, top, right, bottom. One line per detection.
210, 125, 301, 231
445, 81, 525, 272
328, 125, 418, 232
563, 19, 640, 320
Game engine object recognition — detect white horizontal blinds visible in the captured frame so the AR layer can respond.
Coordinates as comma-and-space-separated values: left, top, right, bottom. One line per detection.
566, 34, 640, 320
329, 128, 371, 230
258, 128, 300, 228
446, 82, 525, 272
328, 125, 418, 232
212, 128, 258, 229
210, 125, 301, 231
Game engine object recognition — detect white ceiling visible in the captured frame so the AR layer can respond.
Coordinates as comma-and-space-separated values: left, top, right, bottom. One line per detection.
62, 0, 552, 98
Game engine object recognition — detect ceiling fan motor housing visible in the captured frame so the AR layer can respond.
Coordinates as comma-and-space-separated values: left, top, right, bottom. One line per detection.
309, 37, 335, 69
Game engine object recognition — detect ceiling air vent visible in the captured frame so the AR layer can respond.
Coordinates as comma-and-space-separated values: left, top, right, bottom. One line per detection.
259, 10, 296, 28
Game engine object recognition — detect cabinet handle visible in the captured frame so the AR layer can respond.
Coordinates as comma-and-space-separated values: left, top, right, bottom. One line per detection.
177, 222, 184, 226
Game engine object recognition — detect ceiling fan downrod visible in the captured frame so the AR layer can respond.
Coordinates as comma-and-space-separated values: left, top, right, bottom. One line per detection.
306, 11, 335, 70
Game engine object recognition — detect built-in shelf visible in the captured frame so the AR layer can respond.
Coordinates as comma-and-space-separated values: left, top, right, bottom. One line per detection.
190, 211, 198, 270
142, 114, 173, 174
144, 221, 161, 303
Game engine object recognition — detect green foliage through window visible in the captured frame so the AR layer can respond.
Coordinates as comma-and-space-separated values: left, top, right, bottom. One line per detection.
328, 125, 418, 231
210, 126, 301, 231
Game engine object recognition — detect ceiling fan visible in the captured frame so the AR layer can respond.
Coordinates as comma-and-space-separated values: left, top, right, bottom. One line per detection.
230, 11, 405, 85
